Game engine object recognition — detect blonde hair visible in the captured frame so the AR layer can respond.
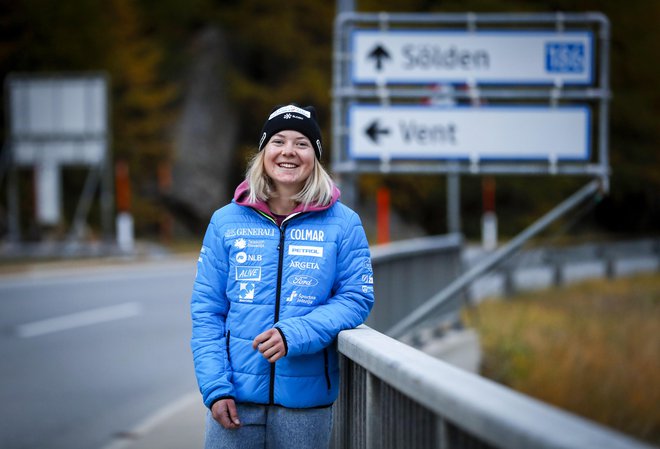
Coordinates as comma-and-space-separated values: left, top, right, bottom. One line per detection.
245, 151, 334, 209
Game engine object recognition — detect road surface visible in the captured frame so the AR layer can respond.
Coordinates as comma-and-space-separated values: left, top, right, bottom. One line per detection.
0, 256, 204, 449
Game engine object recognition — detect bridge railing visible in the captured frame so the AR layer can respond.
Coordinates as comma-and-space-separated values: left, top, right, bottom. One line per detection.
367, 233, 463, 333
331, 325, 654, 449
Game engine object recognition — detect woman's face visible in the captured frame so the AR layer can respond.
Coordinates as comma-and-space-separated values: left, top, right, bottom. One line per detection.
263, 130, 315, 192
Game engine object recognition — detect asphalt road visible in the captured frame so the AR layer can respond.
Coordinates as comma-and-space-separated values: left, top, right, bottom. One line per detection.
0, 256, 202, 449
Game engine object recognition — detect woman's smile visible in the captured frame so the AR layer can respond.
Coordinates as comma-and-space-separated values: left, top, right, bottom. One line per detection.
264, 130, 315, 191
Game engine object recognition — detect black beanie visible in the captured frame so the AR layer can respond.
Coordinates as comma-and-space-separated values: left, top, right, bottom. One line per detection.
258, 104, 323, 159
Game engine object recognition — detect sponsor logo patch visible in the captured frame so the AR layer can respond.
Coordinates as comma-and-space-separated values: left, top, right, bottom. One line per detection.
227, 228, 275, 238
285, 290, 318, 305
239, 282, 256, 302
288, 245, 323, 257
289, 229, 325, 242
288, 275, 319, 287
236, 252, 247, 264
235, 267, 262, 281
289, 261, 320, 270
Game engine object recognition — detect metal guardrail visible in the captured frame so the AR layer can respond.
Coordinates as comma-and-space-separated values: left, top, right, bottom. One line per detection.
367, 234, 463, 332
331, 325, 654, 449
464, 237, 660, 301
387, 180, 603, 338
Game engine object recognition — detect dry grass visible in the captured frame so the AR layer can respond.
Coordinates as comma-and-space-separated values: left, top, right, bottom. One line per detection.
463, 273, 660, 445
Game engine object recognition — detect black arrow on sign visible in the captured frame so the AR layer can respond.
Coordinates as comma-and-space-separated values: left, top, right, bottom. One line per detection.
367, 45, 391, 71
365, 120, 390, 144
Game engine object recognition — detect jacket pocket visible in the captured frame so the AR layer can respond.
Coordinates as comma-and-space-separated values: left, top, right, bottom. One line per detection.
323, 348, 331, 391
226, 330, 231, 364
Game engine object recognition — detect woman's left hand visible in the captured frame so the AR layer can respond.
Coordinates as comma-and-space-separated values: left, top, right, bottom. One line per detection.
252, 328, 286, 363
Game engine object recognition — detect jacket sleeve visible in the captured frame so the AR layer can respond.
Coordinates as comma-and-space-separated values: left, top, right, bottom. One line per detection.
276, 211, 374, 357
190, 212, 235, 408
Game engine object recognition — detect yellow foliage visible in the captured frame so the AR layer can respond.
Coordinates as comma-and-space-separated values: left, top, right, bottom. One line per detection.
464, 274, 660, 445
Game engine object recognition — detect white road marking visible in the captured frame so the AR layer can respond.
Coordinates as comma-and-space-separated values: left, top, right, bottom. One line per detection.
99, 392, 199, 449
15, 302, 142, 338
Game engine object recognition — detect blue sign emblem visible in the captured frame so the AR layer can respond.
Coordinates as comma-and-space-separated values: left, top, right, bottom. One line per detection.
546, 42, 585, 73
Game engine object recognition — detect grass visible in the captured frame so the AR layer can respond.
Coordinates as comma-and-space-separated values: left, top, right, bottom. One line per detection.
463, 273, 660, 446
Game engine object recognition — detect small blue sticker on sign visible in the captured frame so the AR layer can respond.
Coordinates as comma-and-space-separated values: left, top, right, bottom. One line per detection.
545, 42, 585, 73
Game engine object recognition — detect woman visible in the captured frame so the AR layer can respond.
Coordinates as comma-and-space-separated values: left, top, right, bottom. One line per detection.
190, 104, 374, 449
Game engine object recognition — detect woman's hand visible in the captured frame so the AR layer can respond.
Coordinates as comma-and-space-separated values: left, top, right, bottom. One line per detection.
211, 398, 241, 429
253, 328, 286, 363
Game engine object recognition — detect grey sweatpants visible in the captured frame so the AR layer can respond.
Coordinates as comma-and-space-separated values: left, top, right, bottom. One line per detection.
204, 403, 332, 449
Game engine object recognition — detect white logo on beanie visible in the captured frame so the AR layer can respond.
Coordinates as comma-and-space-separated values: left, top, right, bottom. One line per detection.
268, 105, 311, 121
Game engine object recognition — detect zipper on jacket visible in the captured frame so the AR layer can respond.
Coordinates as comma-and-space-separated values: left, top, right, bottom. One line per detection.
253, 209, 302, 405
269, 223, 287, 404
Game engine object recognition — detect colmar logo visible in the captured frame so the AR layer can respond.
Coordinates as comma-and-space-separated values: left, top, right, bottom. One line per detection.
289, 229, 325, 241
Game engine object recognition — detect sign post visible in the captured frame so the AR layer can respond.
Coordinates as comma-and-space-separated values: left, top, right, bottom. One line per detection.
4, 73, 113, 251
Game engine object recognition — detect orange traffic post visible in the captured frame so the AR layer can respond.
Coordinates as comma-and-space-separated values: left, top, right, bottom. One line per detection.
376, 186, 391, 245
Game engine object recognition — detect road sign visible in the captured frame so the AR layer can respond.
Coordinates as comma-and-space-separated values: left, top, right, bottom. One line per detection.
352, 30, 594, 85
9, 76, 108, 166
348, 105, 590, 161
6, 74, 110, 227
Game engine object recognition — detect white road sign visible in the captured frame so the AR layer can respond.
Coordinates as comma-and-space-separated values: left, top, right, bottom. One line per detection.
9, 76, 108, 166
348, 105, 590, 161
352, 30, 593, 85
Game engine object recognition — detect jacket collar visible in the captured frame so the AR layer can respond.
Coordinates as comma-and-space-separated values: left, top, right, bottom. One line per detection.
233, 180, 341, 217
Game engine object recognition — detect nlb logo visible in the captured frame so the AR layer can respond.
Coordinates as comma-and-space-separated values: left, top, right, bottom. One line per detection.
288, 245, 323, 258
236, 251, 263, 264
236, 252, 247, 264
235, 267, 262, 281
288, 275, 319, 287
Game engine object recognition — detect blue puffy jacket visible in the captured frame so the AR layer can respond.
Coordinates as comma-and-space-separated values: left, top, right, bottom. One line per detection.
191, 182, 374, 409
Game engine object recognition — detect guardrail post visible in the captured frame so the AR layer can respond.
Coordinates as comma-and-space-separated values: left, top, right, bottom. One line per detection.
503, 267, 516, 296
366, 372, 381, 448
552, 260, 564, 287
437, 416, 450, 449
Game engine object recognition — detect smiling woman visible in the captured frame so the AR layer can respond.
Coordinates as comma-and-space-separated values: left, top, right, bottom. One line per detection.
262, 130, 315, 202
190, 103, 374, 449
